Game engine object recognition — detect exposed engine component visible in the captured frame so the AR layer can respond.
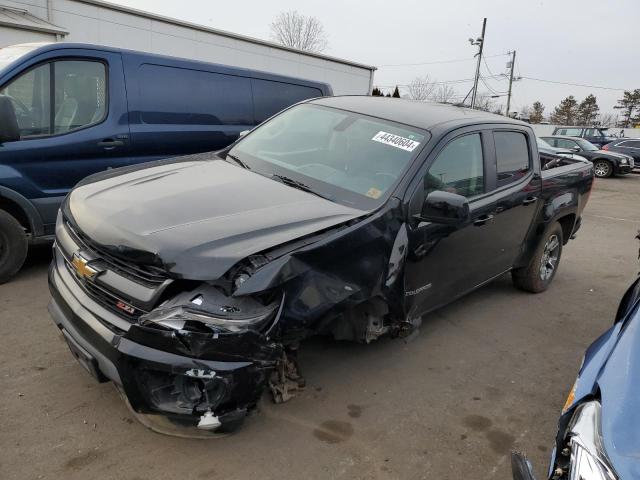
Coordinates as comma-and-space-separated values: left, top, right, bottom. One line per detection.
269, 348, 305, 404
330, 298, 390, 343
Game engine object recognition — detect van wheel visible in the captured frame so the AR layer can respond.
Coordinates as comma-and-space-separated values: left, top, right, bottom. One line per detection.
593, 159, 613, 178
512, 222, 563, 293
0, 210, 28, 284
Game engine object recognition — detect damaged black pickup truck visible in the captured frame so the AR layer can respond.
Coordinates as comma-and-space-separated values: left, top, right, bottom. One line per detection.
49, 97, 594, 435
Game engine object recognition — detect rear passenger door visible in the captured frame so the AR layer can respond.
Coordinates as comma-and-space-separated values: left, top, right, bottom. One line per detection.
486, 129, 542, 268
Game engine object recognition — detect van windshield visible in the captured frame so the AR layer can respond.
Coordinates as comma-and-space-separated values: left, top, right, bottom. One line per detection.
0, 44, 46, 71
228, 104, 429, 209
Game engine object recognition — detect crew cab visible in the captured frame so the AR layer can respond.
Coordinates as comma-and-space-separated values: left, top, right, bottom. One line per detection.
48, 97, 594, 435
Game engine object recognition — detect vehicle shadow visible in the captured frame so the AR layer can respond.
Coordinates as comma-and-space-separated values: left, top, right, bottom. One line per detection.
14, 243, 53, 282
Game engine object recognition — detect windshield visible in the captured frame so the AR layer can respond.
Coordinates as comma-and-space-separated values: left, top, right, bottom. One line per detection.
576, 138, 599, 151
228, 104, 429, 208
537, 137, 552, 149
0, 44, 46, 71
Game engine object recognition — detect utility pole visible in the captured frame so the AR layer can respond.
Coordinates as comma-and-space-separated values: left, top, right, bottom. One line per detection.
469, 18, 486, 109
505, 50, 516, 117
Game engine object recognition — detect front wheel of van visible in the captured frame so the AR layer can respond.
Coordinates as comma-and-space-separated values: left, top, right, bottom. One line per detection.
512, 222, 563, 293
0, 210, 28, 284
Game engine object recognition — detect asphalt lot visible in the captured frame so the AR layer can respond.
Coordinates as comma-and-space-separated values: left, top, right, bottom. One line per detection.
2, 175, 639, 480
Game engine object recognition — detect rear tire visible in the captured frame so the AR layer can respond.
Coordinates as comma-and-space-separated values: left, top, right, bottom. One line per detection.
512, 222, 563, 293
0, 210, 28, 284
593, 159, 613, 178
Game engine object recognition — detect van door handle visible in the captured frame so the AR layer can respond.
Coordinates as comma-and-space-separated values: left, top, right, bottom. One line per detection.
473, 214, 494, 226
522, 196, 538, 205
97, 139, 124, 149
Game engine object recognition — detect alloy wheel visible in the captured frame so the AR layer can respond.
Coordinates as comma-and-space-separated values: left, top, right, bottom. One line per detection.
540, 234, 560, 281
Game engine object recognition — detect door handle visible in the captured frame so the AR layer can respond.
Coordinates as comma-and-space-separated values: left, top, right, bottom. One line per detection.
473, 214, 494, 226
97, 139, 124, 149
522, 196, 538, 205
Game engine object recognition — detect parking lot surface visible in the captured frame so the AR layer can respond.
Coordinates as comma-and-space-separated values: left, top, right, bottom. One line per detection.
2, 175, 639, 480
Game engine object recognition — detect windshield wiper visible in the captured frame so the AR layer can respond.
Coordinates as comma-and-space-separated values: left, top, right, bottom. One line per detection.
270, 174, 334, 201
226, 153, 251, 170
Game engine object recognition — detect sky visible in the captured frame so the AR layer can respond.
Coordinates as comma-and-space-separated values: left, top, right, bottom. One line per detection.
109, 0, 639, 118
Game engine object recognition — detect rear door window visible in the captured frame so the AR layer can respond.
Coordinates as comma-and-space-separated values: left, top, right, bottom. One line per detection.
494, 131, 530, 187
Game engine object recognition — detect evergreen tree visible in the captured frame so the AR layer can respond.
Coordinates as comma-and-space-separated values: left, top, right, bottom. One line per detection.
529, 101, 545, 123
577, 94, 599, 125
550, 96, 578, 125
614, 89, 640, 128
392, 86, 401, 98
371, 87, 383, 96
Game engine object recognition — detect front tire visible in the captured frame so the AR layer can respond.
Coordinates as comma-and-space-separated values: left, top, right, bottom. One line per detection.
512, 222, 563, 293
593, 159, 613, 178
0, 210, 28, 284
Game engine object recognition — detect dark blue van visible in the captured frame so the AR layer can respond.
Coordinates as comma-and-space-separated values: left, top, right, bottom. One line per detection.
0, 42, 332, 282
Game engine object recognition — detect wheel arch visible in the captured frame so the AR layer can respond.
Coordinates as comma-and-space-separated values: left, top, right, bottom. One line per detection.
0, 186, 44, 237
556, 213, 576, 245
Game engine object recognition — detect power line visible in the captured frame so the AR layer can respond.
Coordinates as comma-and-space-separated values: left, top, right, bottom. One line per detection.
520, 76, 629, 91
378, 52, 509, 68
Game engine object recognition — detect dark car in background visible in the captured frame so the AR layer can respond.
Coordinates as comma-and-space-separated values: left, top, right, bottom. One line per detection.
513, 274, 640, 480
0, 42, 332, 283
542, 136, 634, 178
603, 138, 640, 165
49, 97, 593, 436
552, 126, 616, 148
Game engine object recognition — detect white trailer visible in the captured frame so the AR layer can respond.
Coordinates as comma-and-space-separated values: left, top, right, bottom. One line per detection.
0, 0, 375, 95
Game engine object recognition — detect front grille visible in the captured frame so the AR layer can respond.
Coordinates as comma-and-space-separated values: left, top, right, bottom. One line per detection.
61, 253, 147, 322
64, 220, 167, 287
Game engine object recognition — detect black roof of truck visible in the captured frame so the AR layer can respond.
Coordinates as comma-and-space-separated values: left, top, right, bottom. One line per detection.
310, 96, 526, 132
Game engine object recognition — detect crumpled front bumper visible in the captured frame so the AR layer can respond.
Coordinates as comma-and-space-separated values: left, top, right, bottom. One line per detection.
48, 250, 280, 436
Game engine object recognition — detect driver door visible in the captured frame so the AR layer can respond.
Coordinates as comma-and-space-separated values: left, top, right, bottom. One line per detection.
403, 128, 505, 318
0, 49, 131, 230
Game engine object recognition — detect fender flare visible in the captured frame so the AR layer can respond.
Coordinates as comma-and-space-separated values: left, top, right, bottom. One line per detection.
0, 186, 44, 237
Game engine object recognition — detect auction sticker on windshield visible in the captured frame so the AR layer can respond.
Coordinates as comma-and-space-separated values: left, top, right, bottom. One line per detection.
371, 131, 421, 152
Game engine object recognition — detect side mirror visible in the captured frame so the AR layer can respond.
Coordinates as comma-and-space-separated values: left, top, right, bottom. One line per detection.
571, 146, 581, 152
418, 190, 470, 224
0, 96, 20, 143
238, 129, 251, 138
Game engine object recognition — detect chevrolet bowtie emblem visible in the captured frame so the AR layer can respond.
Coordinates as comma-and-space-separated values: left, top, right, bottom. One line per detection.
71, 253, 98, 280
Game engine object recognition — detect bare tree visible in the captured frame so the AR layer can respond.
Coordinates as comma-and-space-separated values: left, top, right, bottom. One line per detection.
431, 84, 457, 103
407, 76, 437, 101
474, 93, 495, 113
269, 11, 328, 53
598, 112, 618, 128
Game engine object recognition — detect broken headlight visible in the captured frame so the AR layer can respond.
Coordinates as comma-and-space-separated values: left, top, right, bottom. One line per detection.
564, 401, 617, 480
140, 305, 276, 332
139, 285, 280, 333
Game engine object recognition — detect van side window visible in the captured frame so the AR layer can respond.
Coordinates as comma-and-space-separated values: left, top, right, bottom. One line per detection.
137, 64, 253, 126
424, 133, 484, 198
252, 79, 323, 124
494, 131, 530, 187
0, 60, 106, 138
